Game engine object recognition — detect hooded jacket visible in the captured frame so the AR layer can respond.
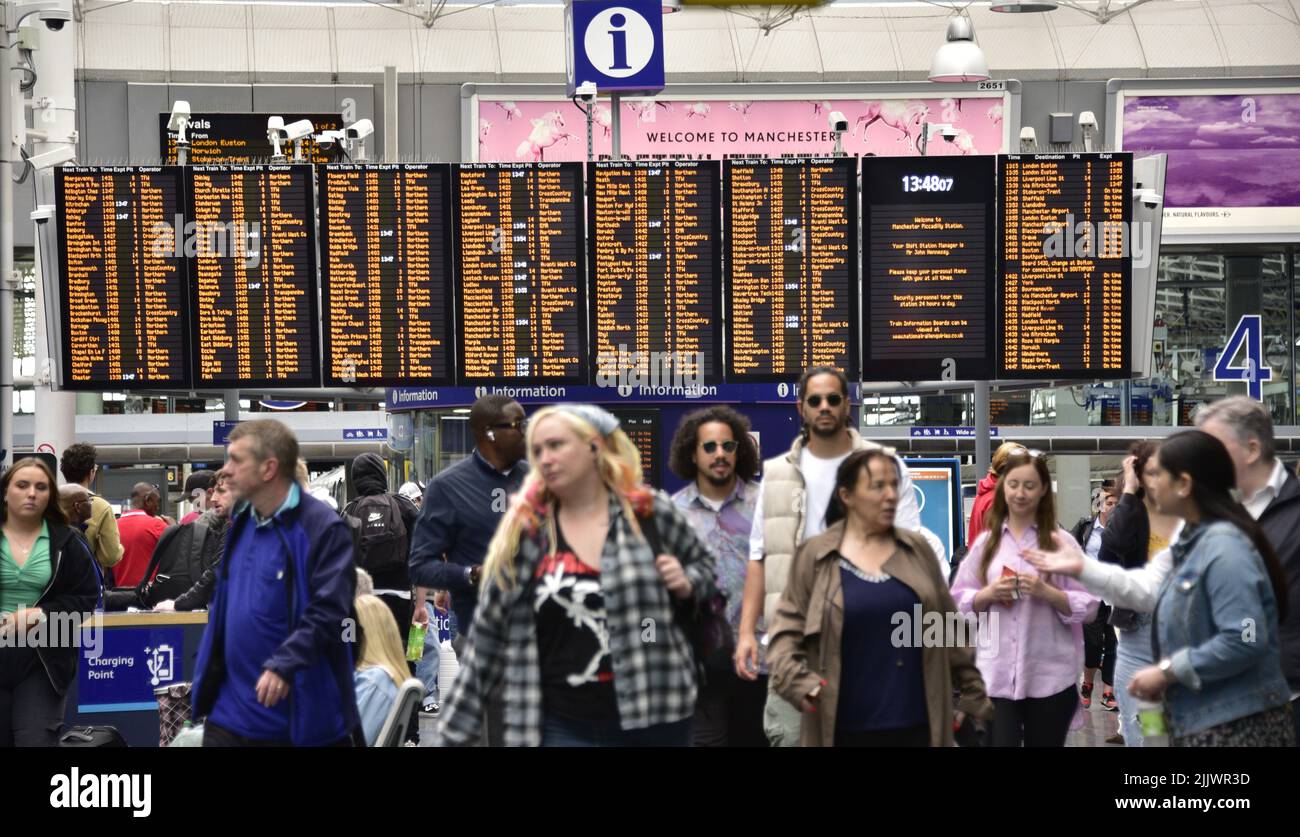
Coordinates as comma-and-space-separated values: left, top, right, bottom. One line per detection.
344, 453, 417, 591
22, 523, 100, 695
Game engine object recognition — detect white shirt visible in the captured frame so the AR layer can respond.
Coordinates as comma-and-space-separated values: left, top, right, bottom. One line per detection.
1083, 516, 1105, 561
747, 451, 922, 564
1076, 521, 1184, 612
1243, 458, 1288, 521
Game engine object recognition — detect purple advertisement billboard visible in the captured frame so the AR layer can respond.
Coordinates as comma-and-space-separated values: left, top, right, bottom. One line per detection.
1120, 90, 1300, 238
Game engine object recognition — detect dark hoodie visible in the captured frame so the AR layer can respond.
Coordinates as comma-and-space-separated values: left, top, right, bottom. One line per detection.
344, 453, 418, 592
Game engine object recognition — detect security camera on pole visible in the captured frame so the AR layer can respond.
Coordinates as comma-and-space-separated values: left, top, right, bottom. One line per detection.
564, 0, 666, 160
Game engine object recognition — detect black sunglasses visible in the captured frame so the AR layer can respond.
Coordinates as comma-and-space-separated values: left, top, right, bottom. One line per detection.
701, 440, 738, 455
491, 418, 528, 432
805, 393, 844, 409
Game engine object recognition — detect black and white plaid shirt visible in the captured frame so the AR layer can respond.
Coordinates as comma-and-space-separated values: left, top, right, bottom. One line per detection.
436, 490, 718, 746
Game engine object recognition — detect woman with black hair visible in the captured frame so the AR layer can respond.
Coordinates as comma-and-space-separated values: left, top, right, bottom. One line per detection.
0, 458, 99, 745
767, 449, 992, 747
1029, 431, 1293, 747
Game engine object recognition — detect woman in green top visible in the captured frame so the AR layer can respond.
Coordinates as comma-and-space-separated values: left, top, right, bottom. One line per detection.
1, 458, 98, 745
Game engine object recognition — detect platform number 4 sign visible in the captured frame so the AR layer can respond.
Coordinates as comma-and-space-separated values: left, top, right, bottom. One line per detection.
1213, 315, 1271, 401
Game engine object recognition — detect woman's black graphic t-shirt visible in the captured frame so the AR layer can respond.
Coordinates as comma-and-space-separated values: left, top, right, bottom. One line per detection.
533, 524, 619, 721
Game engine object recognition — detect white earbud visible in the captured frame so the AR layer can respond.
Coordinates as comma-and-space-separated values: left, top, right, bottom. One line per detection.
488, 430, 496, 441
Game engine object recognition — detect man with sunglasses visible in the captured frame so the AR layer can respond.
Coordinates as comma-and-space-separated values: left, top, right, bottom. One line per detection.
669, 406, 766, 746
409, 394, 529, 639
736, 365, 922, 747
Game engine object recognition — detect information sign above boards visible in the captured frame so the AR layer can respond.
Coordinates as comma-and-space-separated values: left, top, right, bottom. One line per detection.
318, 163, 455, 386
55, 166, 191, 390
861, 155, 995, 382
998, 152, 1133, 380
588, 160, 722, 386
723, 157, 859, 382
187, 164, 321, 388
454, 162, 589, 386
160, 113, 344, 165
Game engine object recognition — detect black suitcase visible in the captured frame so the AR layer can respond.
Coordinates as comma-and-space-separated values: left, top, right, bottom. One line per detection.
59, 725, 128, 747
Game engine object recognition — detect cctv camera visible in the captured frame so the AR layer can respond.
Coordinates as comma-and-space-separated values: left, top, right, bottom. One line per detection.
282, 119, 315, 142
39, 8, 72, 31
167, 101, 191, 134
575, 81, 598, 103
828, 111, 848, 133
345, 118, 374, 141
1179, 357, 1204, 377
940, 125, 959, 142
1078, 110, 1098, 131
1134, 188, 1162, 209
267, 116, 285, 135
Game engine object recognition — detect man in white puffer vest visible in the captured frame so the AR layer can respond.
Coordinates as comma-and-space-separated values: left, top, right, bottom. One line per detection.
733, 366, 922, 747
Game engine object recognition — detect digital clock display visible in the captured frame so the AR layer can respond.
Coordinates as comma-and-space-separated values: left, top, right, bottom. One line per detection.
901, 175, 955, 193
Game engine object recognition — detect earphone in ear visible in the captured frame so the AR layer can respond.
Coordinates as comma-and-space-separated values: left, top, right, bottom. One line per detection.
591, 443, 598, 454
488, 430, 496, 441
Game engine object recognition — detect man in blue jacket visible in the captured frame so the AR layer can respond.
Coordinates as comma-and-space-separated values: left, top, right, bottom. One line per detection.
193, 419, 359, 746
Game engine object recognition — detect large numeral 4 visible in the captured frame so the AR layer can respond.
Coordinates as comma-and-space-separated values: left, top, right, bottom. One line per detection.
1213, 315, 1272, 400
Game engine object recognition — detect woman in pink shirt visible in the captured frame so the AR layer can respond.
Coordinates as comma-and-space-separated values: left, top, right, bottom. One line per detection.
951, 449, 1099, 746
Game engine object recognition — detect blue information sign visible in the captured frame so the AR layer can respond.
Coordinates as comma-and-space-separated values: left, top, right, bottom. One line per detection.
565, 0, 665, 96
212, 420, 239, 446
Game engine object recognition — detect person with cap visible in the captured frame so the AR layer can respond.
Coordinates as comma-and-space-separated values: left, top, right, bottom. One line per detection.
180, 470, 217, 525
398, 482, 423, 509
436, 403, 718, 747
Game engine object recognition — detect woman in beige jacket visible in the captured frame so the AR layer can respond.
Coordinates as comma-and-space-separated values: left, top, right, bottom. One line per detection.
768, 449, 993, 746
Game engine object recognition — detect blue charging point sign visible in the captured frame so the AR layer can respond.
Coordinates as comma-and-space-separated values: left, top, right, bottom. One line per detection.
566, 0, 665, 96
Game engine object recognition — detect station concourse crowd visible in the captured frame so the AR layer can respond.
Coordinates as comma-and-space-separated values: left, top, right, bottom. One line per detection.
0, 374, 1295, 748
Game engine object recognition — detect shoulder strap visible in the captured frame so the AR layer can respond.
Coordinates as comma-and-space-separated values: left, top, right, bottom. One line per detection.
138, 524, 181, 589
638, 502, 664, 557
190, 519, 209, 571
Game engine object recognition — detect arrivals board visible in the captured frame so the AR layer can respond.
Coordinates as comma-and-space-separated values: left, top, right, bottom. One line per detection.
160, 113, 344, 165
56, 166, 190, 389
862, 155, 995, 381
998, 153, 1132, 379
588, 160, 722, 386
724, 157, 858, 381
454, 162, 587, 385
319, 163, 455, 386
187, 164, 320, 387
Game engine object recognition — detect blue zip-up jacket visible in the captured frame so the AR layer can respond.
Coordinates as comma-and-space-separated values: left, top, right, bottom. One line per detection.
192, 486, 360, 745
1156, 519, 1291, 737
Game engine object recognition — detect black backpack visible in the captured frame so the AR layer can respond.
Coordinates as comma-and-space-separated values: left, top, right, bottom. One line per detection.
347, 494, 408, 575
106, 520, 216, 611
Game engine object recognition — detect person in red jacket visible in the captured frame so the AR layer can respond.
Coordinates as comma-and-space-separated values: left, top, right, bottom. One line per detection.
967, 442, 1024, 546
112, 483, 168, 588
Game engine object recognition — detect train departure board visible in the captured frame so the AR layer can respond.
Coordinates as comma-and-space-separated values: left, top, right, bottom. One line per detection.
187, 164, 320, 387
724, 158, 858, 381
319, 163, 454, 386
999, 153, 1132, 379
609, 409, 661, 488
862, 156, 995, 381
160, 113, 344, 165
589, 160, 722, 385
454, 162, 587, 385
56, 166, 190, 389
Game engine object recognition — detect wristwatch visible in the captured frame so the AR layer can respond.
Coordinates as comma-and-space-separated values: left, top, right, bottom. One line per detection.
1158, 657, 1176, 683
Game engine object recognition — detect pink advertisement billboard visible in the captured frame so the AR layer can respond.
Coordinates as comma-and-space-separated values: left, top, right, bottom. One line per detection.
474, 96, 1007, 162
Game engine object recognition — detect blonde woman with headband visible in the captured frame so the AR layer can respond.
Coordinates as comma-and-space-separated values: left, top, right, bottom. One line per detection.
436, 403, 719, 747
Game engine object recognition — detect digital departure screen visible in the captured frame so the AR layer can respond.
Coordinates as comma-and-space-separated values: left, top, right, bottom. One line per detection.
589, 160, 722, 385
998, 153, 1132, 379
454, 162, 587, 385
160, 113, 344, 165
187, 164, 320, 387
608, 408, 661, 489
319, 163, 454, 386
56, 166, 190, 389
724, 157, 858, 381
862, 156, 995, 381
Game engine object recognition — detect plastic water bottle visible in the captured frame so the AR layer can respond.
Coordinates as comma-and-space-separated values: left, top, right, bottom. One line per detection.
1135, 699, 1169, 747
